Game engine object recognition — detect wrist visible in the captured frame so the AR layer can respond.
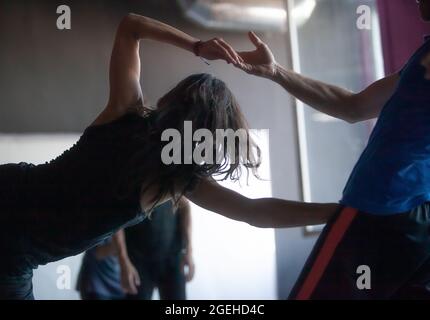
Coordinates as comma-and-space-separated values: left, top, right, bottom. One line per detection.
269, 63, 283, 82
192, 40, 203, 57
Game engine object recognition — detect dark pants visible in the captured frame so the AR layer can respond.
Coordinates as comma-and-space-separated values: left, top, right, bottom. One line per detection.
126, 253, 186, 300
289, 204, 430, 300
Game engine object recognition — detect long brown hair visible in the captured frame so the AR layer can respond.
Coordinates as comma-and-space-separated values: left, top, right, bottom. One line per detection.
118, 73, 261, 212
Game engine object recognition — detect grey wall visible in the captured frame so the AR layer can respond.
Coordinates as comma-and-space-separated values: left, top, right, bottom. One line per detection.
0, 0, 293, 133
0, 0, 305, 298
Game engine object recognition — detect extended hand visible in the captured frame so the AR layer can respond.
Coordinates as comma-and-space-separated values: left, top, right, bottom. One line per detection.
236, 32, 277, 79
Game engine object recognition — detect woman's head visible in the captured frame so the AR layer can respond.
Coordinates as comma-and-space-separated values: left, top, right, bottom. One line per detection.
120, 73, 261, 210
156, 74, 247, 136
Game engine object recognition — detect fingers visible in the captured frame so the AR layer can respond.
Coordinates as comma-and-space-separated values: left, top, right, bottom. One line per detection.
237, 51, 253, 62
129, 278, 138, 295
125, 276, 137, 294
248, 31, 264, 48
121, 270, 140, 295
235, 61, 253, 74
217, 38, 244, 64
122, 278, 135, 295
213, 39, 236, 64
200, 38, 245, 65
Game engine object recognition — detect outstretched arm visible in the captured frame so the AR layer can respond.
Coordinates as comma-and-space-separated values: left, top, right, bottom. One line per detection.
106, 13, 242, 115
187, 179, 339, 229
235, 32, 399, 123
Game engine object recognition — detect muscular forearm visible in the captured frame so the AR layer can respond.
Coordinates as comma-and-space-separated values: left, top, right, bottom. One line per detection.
244, 198, 339, 228
271, 64, 358, 123
189, 179, 339, 229
236, 32, 397, 123
214, 196, 338, 229
121, 13, 198, 54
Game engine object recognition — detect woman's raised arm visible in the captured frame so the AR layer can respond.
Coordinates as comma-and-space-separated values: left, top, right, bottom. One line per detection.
106, 13, 242, 115
187, 179, 339, 228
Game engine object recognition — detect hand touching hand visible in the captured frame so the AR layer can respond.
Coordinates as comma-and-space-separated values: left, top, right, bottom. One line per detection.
236, 32, 278, 79
197, 38, 243, 65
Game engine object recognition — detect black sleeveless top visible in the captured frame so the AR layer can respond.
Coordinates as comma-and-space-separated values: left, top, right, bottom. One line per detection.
0, 112, 150, 277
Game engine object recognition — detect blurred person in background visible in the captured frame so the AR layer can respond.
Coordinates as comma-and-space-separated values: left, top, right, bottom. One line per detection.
77, 238, 125, 300
77, 199, 194, 300
120, 199, 194, 300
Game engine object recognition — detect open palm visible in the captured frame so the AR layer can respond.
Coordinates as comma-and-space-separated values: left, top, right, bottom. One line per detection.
236, 32, 277, 79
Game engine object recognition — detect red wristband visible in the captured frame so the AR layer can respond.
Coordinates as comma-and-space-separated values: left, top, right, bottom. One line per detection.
193, 40, 203, 57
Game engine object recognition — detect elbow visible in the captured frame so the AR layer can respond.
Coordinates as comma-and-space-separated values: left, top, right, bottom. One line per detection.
345, 112, 374, 124
344, 107, 368, 124
119, 13, 135, 28
121, 13, 144, 24
344, 92, 381, 124
118, 13, 150, 39
344, 113, 360, 124
118, 14, 136, 37
342, 94, 367, 124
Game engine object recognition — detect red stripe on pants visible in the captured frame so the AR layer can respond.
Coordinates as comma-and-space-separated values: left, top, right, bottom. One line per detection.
295, 207, 358, 300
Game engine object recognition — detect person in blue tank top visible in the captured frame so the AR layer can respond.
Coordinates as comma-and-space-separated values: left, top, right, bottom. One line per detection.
225, 0, 430, 299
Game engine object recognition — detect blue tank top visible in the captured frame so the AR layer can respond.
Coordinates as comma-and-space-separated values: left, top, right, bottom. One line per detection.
341, 37, 430, 215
